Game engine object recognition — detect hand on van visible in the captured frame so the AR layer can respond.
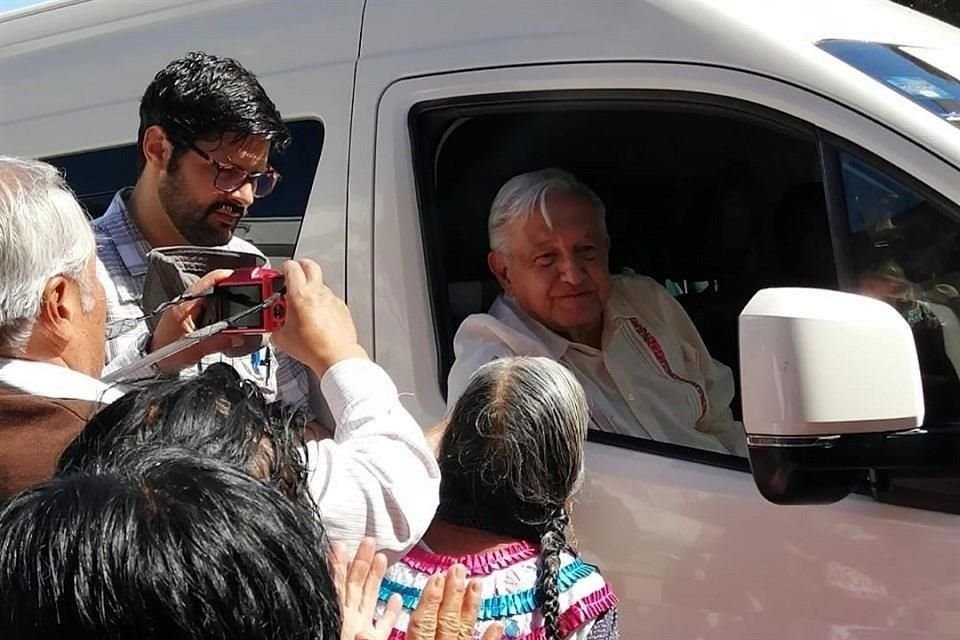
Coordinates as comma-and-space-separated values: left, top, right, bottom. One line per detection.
272, 259, 368, 376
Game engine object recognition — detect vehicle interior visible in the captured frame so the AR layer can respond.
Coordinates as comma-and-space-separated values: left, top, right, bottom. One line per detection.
412, 95, 831, 419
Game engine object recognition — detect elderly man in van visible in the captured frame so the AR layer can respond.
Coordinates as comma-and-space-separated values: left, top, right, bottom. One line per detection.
447, 168, 745, 455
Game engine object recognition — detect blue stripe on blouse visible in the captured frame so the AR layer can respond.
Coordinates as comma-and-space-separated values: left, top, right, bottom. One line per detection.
379, 557, 596, 620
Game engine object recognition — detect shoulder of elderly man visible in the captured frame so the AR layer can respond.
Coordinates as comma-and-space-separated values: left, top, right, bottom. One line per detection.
0, 358, 120, 500
449, 273, 673, 371
447, 274, 742, 448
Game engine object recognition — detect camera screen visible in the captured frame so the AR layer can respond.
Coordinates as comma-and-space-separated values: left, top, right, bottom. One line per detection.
220, 285, 263, 328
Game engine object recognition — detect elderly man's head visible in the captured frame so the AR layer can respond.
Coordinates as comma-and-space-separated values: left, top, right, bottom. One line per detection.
487, 168, 611, 344
0, 157, 105, 376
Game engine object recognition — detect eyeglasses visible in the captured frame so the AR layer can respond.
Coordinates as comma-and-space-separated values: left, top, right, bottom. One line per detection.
188, 144, 281, 198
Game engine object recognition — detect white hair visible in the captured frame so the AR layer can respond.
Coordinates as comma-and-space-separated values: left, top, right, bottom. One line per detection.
488, 168, 607, 253
0, 156, 95, 354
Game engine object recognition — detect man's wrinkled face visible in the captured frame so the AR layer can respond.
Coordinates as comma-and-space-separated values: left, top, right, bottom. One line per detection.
158, 134, 270, 247
72, 256, 108, 377
490, 192, 611, 340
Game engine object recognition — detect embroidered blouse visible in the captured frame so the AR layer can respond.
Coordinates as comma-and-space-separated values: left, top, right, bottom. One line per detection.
376, 541, 619, 640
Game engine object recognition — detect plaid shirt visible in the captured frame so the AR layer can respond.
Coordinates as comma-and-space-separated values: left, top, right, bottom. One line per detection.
94, 190, 311, 413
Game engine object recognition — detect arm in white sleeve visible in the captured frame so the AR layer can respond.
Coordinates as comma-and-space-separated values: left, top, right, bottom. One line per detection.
303, 358, 440, 561
701, 358, 746, 456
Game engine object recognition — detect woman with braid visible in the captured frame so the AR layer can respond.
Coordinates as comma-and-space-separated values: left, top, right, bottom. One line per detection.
377, 356, 619, 639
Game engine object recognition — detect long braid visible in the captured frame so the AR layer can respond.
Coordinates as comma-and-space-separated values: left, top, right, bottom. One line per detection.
537, 509, 570, 640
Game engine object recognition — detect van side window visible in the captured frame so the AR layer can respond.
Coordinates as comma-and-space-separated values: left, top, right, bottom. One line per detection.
43, 118, 324, 261
412, 96, 828, 462
836, 150, 960, 514
840, 152, 960, 419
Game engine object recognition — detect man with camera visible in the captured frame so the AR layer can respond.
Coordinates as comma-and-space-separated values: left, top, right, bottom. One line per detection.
94, 51, 311, 410
2, 152, 440, 553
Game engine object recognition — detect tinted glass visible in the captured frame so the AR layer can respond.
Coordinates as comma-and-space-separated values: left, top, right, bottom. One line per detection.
413, 98, 826, 460
44, 119, 323, 220
43, 119, 324, 261
840, 151, 960, 420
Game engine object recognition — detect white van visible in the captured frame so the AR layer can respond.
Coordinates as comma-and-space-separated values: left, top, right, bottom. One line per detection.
3, 0, 960, 637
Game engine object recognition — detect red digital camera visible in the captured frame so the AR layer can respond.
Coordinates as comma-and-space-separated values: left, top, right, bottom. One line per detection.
212, 266, 287, 334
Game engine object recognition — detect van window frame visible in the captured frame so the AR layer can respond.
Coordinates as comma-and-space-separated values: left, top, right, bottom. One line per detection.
408, 89, 822, 471
409, 87, 960, 509
42, 117, 325, 259
818, 131, 960, 514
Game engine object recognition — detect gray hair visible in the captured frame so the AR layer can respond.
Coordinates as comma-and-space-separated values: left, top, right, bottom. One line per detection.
0, 157, 95, 354
488, 168, 607, 253
437, 356, 590, 640
438, 355, 589, 523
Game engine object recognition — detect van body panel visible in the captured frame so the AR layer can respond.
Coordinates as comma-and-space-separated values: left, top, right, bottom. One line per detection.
580, 441, 960, 639
0, 0, 362, 295
359, 0, 960, 168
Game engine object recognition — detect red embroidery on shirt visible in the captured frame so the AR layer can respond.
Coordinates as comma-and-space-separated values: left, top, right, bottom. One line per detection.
627, 318, 707, 422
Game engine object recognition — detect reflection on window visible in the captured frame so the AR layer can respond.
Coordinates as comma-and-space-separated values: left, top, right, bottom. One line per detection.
43, 119, 324, 261
818, 39, 960, 127
841, 152, 960, 418
842, 154, 924, 233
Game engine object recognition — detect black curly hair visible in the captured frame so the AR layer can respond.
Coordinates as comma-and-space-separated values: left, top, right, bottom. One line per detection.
58, 363, 310, 510
136, 51, 291, 174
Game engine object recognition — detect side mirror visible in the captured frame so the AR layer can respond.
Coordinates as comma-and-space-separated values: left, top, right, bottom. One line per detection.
739, 288, 925, 505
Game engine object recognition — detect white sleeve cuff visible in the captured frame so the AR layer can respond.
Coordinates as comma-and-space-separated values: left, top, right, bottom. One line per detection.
319, 358, 398, 427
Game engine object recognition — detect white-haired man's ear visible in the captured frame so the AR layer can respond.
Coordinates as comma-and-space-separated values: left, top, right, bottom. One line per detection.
33, 275, 80, 353
487, 251, 512, 295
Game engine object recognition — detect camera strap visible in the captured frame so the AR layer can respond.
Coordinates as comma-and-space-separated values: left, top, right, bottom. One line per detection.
101, 292, 284, 384
104, 291, 210, 341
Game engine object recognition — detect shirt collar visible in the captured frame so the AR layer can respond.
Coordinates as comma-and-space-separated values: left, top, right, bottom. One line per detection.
499, 279, 636, 357
0, 357, 125, 405
496, 296, 595, 358
101, 189, 152, 278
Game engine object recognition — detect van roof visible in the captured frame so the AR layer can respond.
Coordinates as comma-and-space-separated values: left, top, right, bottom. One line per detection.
2, 0, 960, 164
3, 0, 956, 62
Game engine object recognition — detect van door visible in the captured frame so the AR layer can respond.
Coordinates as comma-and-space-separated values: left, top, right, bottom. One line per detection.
349, 62, 960, 639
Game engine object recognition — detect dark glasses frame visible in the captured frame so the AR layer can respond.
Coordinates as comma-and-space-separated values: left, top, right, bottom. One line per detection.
188, 144, 281, 198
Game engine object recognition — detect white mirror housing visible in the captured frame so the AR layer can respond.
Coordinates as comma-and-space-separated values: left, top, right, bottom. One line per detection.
739, 288, 928, 505
740, 287, 924, 439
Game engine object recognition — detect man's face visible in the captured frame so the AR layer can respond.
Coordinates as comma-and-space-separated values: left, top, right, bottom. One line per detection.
158, 134, 271, 247
69, 256, 108, 377
490, 192, 611, 339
